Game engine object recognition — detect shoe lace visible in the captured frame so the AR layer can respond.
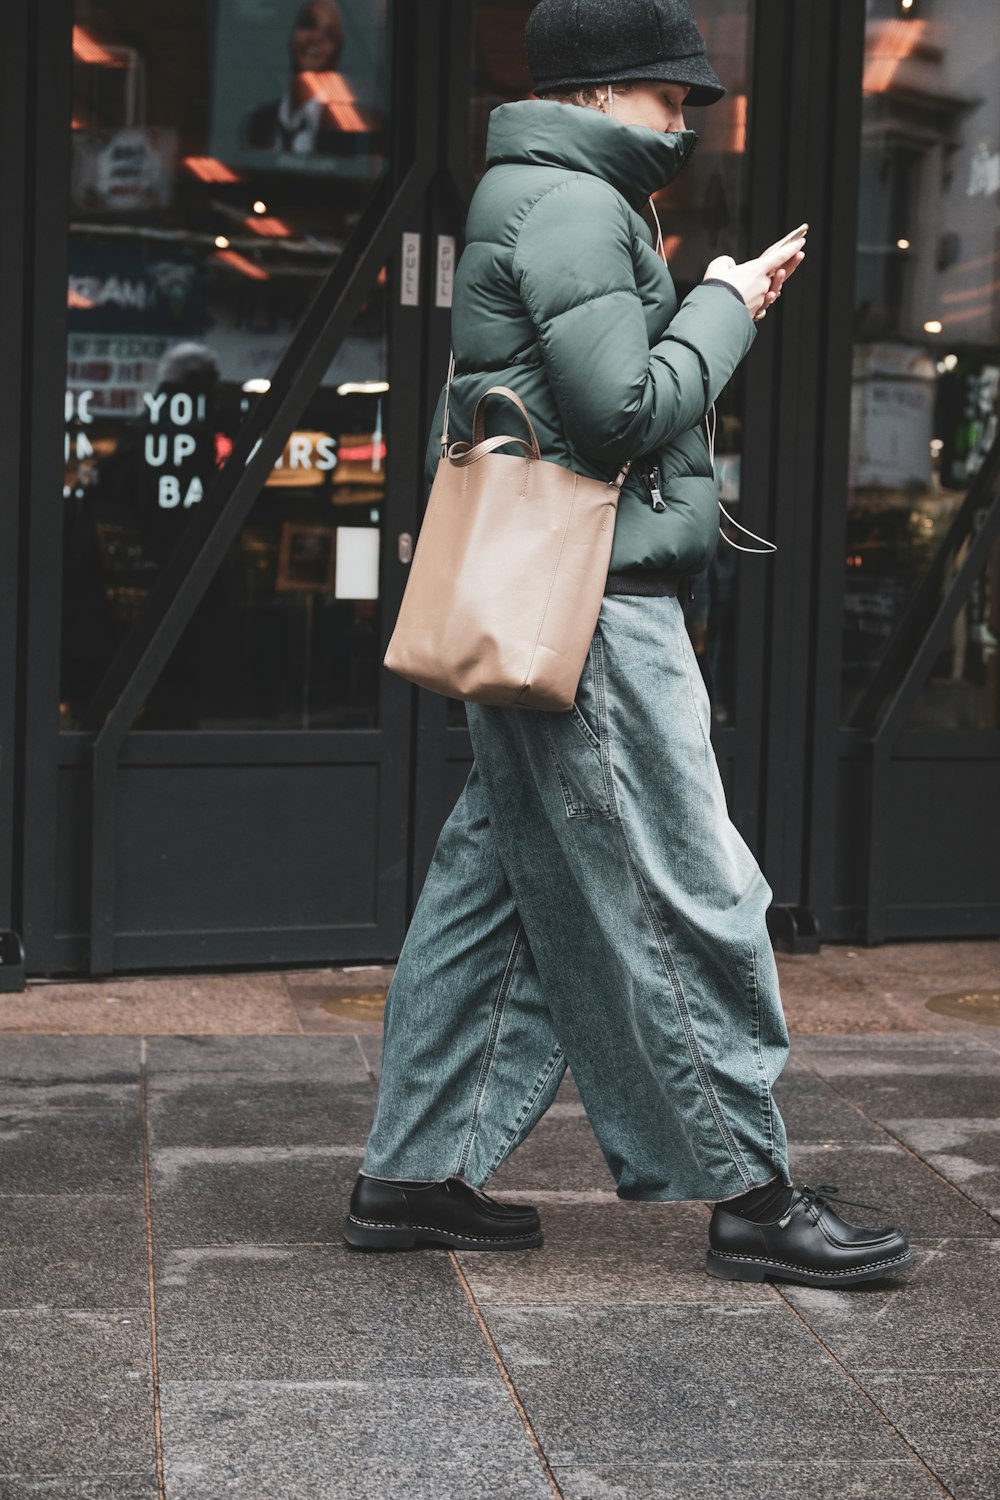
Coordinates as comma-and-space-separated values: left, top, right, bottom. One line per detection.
779, 1182, 891, 1229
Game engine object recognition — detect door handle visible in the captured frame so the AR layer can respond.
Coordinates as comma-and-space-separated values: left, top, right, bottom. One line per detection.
398, 532, 413, 564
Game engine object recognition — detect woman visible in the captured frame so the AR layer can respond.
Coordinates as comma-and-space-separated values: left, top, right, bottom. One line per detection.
242, 1, 361, 159
344, 0, 914, 1287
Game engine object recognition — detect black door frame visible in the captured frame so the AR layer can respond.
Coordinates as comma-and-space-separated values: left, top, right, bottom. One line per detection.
754, 0, 868, 948
16, 0, 444, 976
0, 0, 31, 990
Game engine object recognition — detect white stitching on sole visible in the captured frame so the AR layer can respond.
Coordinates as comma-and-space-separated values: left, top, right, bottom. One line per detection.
709, 1248, 913, 1276
347, 1214, 541, 1243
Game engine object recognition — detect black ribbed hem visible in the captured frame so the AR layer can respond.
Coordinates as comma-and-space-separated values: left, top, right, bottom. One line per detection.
604, 569, 680, 597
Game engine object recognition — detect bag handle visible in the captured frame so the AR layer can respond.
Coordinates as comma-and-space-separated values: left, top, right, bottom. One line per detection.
471, 386, 540, 452
447, 432, 540, 467
439, 349, 631, 487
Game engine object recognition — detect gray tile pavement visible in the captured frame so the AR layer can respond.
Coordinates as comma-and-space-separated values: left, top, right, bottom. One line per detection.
0, 1029, 997, 1498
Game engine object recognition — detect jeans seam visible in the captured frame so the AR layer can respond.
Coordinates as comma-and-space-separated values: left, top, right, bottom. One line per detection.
571, 703, 601, 750
542, 718, 588, 817
593, 611, 752, 1187
591, 630, 622, 820
453, 923, 522, 1179
482, 1042, 566, 1180
542, 711, 615, 820
748, 939, 776, 1164
618, 836, 753, 1187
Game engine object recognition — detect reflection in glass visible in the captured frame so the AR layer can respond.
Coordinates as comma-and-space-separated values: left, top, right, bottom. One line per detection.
904, 553, 1000, 729
469, 1, 755, 725
62, 0, 392, 730
843, 0, 1000, 729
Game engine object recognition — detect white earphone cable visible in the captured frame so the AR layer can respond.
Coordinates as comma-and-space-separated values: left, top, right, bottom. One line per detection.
704, 403, 778, 555
648, 193, 665, 260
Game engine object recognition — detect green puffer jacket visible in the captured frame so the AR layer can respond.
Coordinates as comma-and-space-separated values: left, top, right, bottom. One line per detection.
422, 97, 759, 576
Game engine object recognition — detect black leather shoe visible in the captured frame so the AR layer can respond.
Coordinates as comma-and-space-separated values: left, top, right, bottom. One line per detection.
706, 1183, 916, 1286
342, 1174, 544, 1251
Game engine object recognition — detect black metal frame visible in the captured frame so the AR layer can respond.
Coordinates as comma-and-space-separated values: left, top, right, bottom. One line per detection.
729, 0, 796, 863
17, 0, 79, 983
750, 0, 859, 936
805, 0, 869, 942
0, 0, 30, 988
411, 2, 478, 899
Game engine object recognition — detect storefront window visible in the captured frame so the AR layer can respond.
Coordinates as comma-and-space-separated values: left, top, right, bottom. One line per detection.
467, 0, 756, 729
62, 0, 392, 730
843, 0, 1000, 729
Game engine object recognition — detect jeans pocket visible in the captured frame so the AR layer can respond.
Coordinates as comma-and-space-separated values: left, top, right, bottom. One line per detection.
541, 632, 618, 819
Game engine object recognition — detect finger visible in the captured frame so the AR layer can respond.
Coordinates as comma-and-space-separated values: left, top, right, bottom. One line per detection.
773, 249, 806, 278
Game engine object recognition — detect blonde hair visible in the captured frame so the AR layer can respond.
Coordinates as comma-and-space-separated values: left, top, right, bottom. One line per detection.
537, 82, 634, 108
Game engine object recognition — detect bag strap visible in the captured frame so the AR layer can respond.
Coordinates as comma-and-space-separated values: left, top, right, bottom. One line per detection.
440, 348, 631, 489
439, 349, 456, 457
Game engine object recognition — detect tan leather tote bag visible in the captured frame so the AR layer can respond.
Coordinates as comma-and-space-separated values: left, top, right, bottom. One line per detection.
383, 354, 631, 711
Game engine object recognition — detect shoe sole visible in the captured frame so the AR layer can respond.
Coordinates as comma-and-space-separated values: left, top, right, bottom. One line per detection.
342, 1214, 544, 1252
705, 1247, 916, 1286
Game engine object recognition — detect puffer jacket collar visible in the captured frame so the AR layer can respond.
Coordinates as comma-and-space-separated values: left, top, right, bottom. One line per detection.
485, 98, 698, 211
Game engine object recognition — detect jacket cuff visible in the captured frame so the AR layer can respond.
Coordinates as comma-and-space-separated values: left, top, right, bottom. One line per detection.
701, 277, 751, 311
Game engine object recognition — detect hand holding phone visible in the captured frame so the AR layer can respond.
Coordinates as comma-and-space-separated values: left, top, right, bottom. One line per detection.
703, 223, 808, 319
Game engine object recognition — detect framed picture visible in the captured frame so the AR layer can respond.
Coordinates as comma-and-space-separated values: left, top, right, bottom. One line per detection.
276, 521, 338, 593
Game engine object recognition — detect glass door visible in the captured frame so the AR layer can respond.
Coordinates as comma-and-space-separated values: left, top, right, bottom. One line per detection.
843, 0, 999, 734
20, 0, 434, 974
809, 0, 1000, 941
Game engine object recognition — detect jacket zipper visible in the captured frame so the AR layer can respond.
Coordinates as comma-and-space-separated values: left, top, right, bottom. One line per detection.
644, 463, 666, 512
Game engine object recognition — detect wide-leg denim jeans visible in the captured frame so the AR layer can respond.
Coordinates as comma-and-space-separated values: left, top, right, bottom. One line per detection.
362, 592, 791, 1202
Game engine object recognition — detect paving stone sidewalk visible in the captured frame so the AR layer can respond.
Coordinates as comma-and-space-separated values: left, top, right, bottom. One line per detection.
0, 941, 997, 1499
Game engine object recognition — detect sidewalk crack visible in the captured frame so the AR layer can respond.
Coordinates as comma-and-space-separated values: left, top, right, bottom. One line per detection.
139, 1037, 166, 1500
448, 1252, 564, 1500
771, 1285, 954, 1498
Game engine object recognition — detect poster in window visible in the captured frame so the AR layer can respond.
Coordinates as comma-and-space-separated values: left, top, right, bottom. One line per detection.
210, 0, 389, 179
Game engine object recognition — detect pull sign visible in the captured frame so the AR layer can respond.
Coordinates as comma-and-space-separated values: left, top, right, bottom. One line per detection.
435, 235, 455, 307
400, 232, 421, 306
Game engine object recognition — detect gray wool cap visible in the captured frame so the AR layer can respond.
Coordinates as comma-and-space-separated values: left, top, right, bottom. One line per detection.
525, 0, 726, 106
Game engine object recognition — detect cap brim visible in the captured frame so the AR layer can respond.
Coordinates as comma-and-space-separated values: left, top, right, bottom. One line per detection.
534, 53, 727, 106
608, 55, 726, 105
